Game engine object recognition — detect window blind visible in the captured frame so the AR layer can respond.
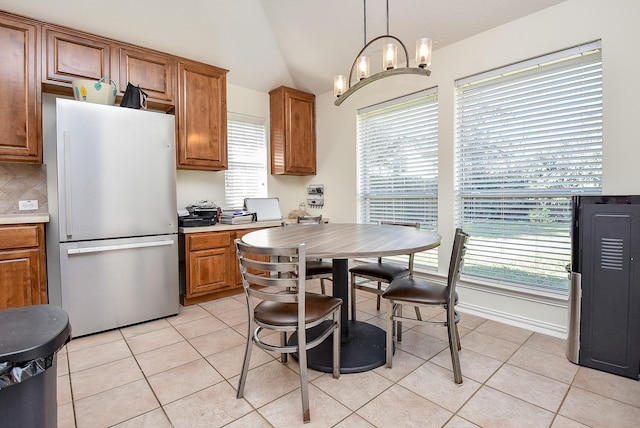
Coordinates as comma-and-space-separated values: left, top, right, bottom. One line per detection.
357, 89, 439, 270
224, 114, 267, 210
454, 42, 603, 293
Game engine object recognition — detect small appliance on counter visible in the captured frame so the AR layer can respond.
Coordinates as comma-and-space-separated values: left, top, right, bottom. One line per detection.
179, 200, 220, 227
244, 197, 282, 221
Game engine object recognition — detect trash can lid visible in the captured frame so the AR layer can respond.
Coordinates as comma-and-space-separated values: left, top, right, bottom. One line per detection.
0, 305, 71, 362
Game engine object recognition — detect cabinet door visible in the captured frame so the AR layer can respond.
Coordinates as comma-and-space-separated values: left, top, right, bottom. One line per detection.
185, 232, 234, 297
43, 27, 111, 86
0, 224, 47, 308
270, 86, 316, 175
115, 46, 175, 108
188, 248, 233, 296
0, 16, 41, 162
0, 249, 41, 309
579, 204, 640, 379
177, 60, 228, 170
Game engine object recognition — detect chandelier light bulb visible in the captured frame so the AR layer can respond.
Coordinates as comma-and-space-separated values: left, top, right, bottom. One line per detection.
334, 75, 347, 97
416, 38, 432, 68
383, 43, 397, 70
357, 56, 370, 80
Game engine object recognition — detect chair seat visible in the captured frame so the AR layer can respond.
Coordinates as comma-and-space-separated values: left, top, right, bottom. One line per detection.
306, 260, 333, 276
349, 262, 410, 282
255, 293, 342, 326
382, 277, 459, 306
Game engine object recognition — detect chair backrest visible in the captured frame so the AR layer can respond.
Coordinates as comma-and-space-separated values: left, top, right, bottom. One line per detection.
297, 215, 323, 224
234, 238, 306, 309
447, 228, 469, 300
379, 221, 421, 272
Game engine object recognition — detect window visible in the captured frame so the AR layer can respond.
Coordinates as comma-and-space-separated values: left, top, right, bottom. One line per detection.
454, 41, 603, 294
357, 89, 439, 270
224, 114, 267, 210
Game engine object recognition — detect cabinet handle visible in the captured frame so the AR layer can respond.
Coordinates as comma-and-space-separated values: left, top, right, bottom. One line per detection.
67, 240, 175, 255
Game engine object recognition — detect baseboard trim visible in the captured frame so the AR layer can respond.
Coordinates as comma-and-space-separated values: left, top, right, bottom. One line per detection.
457, 301, 568, 339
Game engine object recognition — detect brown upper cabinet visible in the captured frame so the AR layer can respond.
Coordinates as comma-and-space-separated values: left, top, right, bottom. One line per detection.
114, 46, 175, 108
0, 15, 41, 162
43, 26, 111, 88
176, 59, 228, 170
0, 10, 228, 168
269, 86, 316, 175
43, 26, 176, 110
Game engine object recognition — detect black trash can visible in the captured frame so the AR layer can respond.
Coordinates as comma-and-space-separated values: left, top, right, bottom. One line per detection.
0, 304, 71, 428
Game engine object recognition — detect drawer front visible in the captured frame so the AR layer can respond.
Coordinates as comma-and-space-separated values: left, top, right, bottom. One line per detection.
0, 225, 41, 250
188, 232, 231, 251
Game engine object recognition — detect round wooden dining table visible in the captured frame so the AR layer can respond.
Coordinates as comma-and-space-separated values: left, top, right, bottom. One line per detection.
242, 223, 442, 373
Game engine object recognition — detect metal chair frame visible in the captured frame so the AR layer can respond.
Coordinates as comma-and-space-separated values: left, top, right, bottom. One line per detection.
350, 221, 421, 320
383, 228, 468, 384
234, 238, 341, 423
296, 215, 332, 295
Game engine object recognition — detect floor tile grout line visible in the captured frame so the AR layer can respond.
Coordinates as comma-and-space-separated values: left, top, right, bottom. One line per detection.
118, 328, 171, 428
58, 289, 640, 428
175, 303, 290, 422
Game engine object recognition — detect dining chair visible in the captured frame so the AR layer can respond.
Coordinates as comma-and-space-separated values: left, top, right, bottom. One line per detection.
382, 228, 469, 384
234, 238, 342, 423
297, 215, 333, 295
349, 221, 421, 320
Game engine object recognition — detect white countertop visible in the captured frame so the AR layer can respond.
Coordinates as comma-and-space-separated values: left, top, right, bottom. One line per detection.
0, 213, 50, 225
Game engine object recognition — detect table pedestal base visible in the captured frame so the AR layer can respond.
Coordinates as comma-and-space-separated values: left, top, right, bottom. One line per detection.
291, 320, 390, 374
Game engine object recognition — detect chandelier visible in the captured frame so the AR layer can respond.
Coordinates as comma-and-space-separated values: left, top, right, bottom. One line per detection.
333, 0, 432, 106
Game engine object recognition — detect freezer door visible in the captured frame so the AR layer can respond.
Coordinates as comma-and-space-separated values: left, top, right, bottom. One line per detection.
59, 235, 179, 337
55, 98, 177, 241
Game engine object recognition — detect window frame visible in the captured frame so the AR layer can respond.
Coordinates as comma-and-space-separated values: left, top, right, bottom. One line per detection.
454, 41, 603, 295
356, 88, 440, 271
224, 113, 268, 210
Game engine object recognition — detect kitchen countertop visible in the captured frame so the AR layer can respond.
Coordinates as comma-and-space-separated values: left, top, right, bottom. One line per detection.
0, 213, 50, 225
179, 220, 284, 234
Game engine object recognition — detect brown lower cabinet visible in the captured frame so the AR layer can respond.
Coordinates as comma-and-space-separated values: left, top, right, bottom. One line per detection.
0, 223, 47, 310
179, 227, 272, 305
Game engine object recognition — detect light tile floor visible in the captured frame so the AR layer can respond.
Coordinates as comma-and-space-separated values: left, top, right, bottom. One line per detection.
55, 280, 640, 428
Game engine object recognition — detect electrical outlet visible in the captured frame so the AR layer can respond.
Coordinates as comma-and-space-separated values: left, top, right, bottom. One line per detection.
19, 200, 38, 211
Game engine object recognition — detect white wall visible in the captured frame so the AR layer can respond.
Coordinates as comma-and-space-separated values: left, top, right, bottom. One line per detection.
313, 0, 640, 335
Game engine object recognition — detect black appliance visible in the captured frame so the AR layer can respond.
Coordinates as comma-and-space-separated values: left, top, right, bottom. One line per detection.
567, 195, 640, 379
179, 215, 217, 228
179, 204, 220, 227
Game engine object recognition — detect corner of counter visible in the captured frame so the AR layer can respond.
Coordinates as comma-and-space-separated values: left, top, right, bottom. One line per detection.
0, 213, 50, 225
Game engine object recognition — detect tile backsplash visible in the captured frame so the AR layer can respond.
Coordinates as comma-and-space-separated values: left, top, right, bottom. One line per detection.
0, 162, 48, 214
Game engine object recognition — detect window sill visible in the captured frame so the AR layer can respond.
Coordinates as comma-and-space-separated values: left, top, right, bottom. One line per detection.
413, 270, 568, 305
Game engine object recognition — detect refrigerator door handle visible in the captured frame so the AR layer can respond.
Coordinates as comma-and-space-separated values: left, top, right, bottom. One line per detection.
63, 131, 73, 237
67, 239, 175, 255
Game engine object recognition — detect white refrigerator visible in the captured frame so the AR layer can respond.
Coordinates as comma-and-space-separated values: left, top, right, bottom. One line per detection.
44, 97, 179, 337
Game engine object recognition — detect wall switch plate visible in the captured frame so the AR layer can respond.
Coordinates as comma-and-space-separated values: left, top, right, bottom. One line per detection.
19, 200, 38, 211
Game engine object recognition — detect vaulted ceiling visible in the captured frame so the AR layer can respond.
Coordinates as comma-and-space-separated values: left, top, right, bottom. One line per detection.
0, 0, 566, 95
